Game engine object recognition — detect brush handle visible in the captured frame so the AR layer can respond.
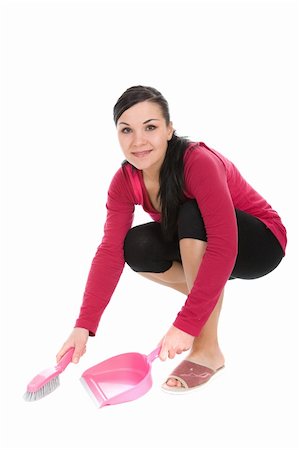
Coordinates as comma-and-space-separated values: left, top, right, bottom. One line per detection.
55, 347, 75, 374
26, 347, 75, 393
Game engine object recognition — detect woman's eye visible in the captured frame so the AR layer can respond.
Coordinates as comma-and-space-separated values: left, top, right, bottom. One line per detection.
120, 125, 156, 134
121, 127, 132, 134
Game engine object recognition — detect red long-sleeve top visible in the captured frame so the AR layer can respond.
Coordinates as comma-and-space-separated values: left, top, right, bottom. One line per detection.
75, 142, 287, 336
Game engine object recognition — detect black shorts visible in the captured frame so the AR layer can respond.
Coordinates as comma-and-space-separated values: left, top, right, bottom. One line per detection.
123, 200, 284, 280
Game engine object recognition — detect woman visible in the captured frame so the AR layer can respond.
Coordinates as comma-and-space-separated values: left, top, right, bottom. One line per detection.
56, 86, 286, 392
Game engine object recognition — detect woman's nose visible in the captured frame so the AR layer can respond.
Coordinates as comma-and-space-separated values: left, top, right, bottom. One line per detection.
132, 130, 147, 146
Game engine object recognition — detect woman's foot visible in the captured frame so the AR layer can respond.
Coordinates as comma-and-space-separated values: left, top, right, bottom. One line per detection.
165, 347, 225, 389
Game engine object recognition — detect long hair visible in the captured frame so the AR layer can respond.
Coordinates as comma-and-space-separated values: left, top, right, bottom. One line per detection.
158, 133, 190, 239
113, 85, 190, 239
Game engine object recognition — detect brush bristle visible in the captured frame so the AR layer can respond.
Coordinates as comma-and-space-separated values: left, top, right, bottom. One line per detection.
23, 376, 60, 402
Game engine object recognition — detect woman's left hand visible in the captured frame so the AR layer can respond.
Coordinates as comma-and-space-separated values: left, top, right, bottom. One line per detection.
159, 325, 194, 361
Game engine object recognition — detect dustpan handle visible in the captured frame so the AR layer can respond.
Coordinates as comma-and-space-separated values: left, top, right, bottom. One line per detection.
147, 346, 161, 364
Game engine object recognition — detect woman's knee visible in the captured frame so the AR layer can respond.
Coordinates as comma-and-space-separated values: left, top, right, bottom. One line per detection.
231, 209, 285, 279
124, 224, 151, 270
123, 222, 172, 273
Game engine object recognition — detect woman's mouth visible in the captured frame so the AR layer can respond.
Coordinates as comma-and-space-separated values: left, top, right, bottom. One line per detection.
131, 149, 153, 158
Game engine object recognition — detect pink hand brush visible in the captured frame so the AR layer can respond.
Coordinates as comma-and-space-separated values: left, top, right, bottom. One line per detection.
23, 347, 74, 402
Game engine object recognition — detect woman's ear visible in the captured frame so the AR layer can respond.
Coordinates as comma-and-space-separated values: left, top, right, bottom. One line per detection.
167, 121, 174, 141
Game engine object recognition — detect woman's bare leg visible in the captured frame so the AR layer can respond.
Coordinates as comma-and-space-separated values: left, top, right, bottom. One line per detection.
140, 238, 225, 388
139, 261, 188, 295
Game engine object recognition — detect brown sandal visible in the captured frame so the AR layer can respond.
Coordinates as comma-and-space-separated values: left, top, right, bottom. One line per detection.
161, 360, 224, 394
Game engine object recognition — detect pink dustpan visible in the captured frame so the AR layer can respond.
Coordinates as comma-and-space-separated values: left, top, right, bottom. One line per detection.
80, 347, 161, 408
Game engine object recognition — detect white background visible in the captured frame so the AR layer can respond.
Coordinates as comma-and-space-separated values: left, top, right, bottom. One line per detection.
1, 0, 299, 449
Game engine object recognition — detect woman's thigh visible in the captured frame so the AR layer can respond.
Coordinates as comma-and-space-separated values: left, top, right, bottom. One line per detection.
231, 209, 284, 279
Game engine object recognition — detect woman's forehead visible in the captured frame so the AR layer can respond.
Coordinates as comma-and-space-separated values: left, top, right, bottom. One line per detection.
117, 101, 163, 125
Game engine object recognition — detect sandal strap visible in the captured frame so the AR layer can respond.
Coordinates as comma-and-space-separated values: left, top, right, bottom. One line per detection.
168, 360, 215, 389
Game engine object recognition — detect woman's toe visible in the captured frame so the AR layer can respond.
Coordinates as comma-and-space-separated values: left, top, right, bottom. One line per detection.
166, 377, 182, 387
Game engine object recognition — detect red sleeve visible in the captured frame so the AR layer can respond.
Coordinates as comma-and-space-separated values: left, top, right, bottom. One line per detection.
75, 167, 134, 335
173, 147, 238, 336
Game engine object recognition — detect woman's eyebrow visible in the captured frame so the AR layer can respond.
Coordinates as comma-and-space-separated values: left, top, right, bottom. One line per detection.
118, 118, 160, 126
143, 118, 160, 124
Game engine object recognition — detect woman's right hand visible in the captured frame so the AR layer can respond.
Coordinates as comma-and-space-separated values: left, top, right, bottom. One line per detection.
56, 327, 89, 364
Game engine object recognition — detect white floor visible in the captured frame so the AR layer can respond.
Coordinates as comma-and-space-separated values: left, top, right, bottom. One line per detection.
3, 261, 299, 450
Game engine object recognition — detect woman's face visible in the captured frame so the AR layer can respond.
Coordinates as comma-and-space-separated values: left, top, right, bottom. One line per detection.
116, 101, 173, 176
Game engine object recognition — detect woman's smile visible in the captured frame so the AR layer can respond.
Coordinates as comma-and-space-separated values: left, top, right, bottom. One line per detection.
131, 149, 153, 158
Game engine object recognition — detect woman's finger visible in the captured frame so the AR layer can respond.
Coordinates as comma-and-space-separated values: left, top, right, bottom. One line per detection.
56, 343, 71, 363
72, 345, 86, 364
